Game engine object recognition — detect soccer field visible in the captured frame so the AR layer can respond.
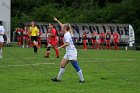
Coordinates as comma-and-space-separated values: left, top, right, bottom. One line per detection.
0, 47, 140, 93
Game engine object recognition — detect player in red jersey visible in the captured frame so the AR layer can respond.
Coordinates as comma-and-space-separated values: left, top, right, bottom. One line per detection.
96, 34, 101, 50
22, 27, 29, 48
82, 32, 87, 49
38, 30, 42, 48
99, 32, 105, 49
59, 29, 64, 46
44, 23, 59, 58
16, 28, 23, 47
105, 31, 111, 49
113, 31, 120, 50
91, 31, 97, 49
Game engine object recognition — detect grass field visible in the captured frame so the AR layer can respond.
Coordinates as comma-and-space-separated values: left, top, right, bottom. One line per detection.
0, 47, 140, 93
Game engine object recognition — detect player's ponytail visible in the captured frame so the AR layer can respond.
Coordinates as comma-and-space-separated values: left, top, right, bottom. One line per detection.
69, 24, 73, 36
64, 23, 73, 36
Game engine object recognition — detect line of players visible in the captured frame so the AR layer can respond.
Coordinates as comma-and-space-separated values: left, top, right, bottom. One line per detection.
15, 27, 42, 48
15, 27, 64, 49
15, 22, 62, 58
82, 31, 120, 50
15, 26, 120, 50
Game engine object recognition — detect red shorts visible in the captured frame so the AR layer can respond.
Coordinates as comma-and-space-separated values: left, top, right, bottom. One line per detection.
60, 37, 64, 41
50, 40, 58, 46
92, 40, 96, 43
100, 40, 104, 43
38, 37, 41, 41
17, 36, 22, 40
114, 39, 119, 43
23, 35, 28, 39
106, 40, 110, 43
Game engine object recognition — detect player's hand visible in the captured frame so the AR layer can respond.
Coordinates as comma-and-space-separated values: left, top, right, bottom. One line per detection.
57, 47, 61, 50
54, 17, 58, 21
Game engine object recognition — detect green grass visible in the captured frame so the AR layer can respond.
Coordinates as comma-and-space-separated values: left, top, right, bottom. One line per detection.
0, 47, 140, 93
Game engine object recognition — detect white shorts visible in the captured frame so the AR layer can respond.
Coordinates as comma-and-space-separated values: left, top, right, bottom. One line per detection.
0, 36, 4, 43
63, 49, 77, 61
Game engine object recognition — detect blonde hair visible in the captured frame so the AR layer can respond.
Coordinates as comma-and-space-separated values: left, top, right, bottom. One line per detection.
63, 23, 73, 36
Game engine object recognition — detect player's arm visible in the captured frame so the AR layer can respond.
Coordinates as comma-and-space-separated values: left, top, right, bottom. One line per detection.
0, 31, 4, 35
0, 27, 5, 35
36, 27, 39, 36
54, 17, 63, 27
58, 42, 69, 49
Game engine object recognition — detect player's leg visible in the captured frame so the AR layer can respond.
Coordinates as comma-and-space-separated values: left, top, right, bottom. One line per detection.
83, 40, 87, 49
22, 36, 25, 48
116, 42, 119, 50
106, 40, 109, 49
38, 37, 41, 48
33, 41, 38, 54
0, 42, 3, 58
19, 37, 22, 47
44, 44, 51, 58
102, 40, 105, 49
26, 36, 29, 48
106, 40, 108, 49
109, 40, 111, 49
31, 36, 38, 54
17, 36, 20, 47
92, 40, 94, 49
53, 46, 59, 58
114, 41, 117, 50
51, 58, 69, 82
70, 60, 85, 83
97, 40, 100, 50
69, 51, 85, 83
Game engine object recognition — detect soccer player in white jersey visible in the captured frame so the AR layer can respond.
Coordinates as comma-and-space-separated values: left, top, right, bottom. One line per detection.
51, 17, 85, 83
0, 25, 5, 58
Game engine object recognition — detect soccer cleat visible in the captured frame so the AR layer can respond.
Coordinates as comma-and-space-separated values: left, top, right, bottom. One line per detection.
79, 80, 85, 83
51, 77, 60, 82
56, 56, 59, 58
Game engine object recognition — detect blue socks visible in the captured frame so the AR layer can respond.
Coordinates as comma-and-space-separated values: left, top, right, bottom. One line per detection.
70, 61, 81, 72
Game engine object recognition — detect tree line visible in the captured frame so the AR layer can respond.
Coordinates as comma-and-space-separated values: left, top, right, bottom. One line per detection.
11, 0, 140, 43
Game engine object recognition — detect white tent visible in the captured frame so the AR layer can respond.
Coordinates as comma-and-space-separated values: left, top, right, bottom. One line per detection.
0, 0, 11, 42
129, 24, 135, 47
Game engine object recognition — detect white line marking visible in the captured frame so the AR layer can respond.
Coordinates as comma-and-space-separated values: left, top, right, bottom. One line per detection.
80, 59, 135, 62
0, 63, 54, 68
5, 58, 136, 60
0, 58, 135, 68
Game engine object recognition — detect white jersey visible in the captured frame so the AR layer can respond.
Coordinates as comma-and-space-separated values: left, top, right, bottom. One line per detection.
63, 31, 77, 60
0, 26, 5, 42
64, 31, 76, 51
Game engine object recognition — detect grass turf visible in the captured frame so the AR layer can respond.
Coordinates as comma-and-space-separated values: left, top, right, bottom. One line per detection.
0, 47, 140, 93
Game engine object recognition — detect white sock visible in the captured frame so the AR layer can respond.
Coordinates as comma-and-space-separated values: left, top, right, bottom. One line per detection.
77, 70, 84, 81
57, 68, 65, 80
0, 48, 2, 56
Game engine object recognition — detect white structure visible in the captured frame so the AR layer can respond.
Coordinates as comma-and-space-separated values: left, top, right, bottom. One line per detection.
129, 24, 135, 47
0, 0, 11, 42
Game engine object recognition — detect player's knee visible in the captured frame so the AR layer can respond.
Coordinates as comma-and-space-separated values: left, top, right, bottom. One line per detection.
60, 62, 65, 68
47, 46, 51, 51
70, 61, 81, 72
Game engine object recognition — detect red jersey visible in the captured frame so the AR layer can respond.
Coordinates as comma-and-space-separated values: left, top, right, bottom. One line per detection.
99, 33, 105, 39
38, 31, 42, 37
16, 28, 23, 36
49, 28, 58, 46
106, 32, 111, 40
92, 32, 97, 40
82, 33, 87, 40
59, 30, 64, 37
99, 33, 105, 43
23, 29, 28, 36
113, 33, 119, 42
